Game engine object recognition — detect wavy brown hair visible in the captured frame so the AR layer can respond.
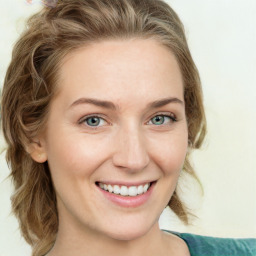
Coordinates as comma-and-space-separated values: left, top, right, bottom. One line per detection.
1, 0, 206, 255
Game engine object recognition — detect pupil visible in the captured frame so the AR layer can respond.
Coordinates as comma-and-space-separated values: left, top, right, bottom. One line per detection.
154, 116, 164, 124
88, 117, 99, 126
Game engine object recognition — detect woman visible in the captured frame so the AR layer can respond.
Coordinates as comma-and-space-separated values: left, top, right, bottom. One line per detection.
1, 0, 255, 256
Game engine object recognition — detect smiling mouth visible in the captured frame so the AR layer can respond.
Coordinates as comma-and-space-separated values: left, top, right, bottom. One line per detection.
96, 182, 154, 197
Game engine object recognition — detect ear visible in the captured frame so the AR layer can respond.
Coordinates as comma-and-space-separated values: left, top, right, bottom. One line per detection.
27, 139, 48, 163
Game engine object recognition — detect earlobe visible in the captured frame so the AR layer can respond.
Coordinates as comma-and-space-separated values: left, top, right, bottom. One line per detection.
28, 140, 48, 163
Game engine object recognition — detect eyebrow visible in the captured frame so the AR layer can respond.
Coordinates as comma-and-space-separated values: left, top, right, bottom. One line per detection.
147, 97, 184, 108
69, 97, 183, 110
69, 98, 117, 110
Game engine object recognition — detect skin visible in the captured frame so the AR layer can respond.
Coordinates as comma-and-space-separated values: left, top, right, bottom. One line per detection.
31, 39, 190, 256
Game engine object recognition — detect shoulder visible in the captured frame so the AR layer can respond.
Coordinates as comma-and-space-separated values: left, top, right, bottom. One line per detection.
180, 232, 256, 256
162, 231, 191, 256
163, 230, 256, 256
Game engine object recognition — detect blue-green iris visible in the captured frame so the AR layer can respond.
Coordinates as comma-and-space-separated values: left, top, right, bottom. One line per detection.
151, 115, 165, 125
86, 117, 101, 126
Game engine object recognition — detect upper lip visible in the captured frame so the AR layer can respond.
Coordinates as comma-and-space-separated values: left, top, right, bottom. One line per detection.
96, 180, 156, 187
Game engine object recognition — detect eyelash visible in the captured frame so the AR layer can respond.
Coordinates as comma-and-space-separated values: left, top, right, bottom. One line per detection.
78, 112, 177, 129
78, 114, 107, 129
147, 113, 177, 126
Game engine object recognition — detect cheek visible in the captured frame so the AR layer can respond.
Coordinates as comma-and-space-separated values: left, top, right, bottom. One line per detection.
148, 131, 188, 175
46, 133, 112, 180
45, 134, 110, 209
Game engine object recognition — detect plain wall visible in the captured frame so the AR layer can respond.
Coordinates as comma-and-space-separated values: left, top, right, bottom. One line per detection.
0, 0, 255, 255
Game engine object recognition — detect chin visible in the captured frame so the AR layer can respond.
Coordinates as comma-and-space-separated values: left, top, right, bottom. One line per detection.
108, 231, 147, 241
103, 222, 153, 241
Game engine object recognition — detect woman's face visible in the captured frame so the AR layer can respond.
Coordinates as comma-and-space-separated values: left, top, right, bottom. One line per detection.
37, 39, 188, 240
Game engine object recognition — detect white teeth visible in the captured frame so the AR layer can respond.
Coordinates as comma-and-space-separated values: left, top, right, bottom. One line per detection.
128, 186, 138, 197
138, 185, 144, 195
107, 184, 113, 193
120, 186, 128, 196
98, 182, 151, 196
143, 183, 149, 193
113, 185, 120, 195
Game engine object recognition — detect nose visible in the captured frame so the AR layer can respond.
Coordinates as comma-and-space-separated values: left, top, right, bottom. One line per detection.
112, 125, 150, 172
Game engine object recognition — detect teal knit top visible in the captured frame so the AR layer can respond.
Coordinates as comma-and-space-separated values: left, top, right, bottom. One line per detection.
163, 230, 256, 256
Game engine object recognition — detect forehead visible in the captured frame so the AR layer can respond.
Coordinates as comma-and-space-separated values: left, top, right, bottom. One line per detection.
56, 39, 184, 107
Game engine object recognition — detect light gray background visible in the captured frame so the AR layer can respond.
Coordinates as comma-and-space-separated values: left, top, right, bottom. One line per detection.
0, 0, 256, 255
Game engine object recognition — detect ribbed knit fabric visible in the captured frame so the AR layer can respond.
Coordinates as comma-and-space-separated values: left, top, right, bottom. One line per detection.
162, 230, 256, 256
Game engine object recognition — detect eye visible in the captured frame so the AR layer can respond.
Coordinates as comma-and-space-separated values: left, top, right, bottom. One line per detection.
80, 116, 107, 127
148, 114, 176, 126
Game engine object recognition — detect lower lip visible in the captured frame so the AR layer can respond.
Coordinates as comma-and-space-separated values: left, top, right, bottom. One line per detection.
96, 182, 155, 208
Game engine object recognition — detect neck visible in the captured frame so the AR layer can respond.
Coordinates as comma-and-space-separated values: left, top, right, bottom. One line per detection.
47, 218, 167, 256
